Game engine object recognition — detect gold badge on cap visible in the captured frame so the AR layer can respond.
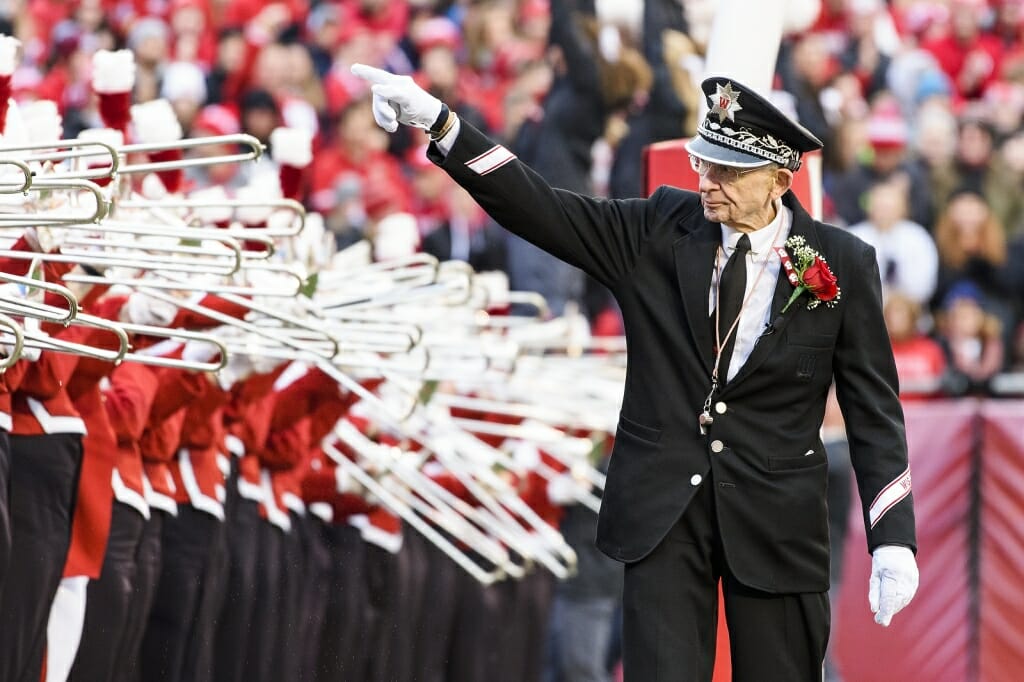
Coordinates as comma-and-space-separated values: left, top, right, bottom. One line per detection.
709, 82, 743, 123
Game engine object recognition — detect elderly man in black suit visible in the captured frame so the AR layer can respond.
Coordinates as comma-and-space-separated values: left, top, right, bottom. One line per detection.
352, 64, 919, 681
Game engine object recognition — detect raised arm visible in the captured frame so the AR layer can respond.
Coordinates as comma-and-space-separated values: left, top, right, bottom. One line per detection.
351, 63, 663, 287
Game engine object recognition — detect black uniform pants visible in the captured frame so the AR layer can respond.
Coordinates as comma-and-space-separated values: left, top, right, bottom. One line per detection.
413, 534, 460, 682
621, 477, 829, 682
140, 505, 220, 682
243, 520, 284, 682
182, 506, 228, 682
212, 496, 261, 682
0, 433, 83, 682
296, 513, 334, 679
271, 509, 307, 681
115, 506, 165, 682
314, 523, 368, 682
364, 540, 415, 682
448, 556, 503, 682
0, 430, 11, 596
69, 501, 147, 681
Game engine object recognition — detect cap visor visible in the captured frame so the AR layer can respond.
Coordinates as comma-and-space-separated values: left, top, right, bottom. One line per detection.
685, 136, 772, 168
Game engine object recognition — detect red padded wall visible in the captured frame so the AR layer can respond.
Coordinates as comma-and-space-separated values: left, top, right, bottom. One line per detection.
979, 401, 1024, 682
834, 401, 976, 682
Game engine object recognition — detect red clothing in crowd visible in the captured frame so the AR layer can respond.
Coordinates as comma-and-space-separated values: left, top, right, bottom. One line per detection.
891, 335, 947, 400
922, 30, 1006, 100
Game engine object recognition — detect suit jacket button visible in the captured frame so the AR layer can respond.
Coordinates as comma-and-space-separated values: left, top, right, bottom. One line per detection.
715, 401, 727, 414
711, 440, 724, 453
690, 474, 702, 486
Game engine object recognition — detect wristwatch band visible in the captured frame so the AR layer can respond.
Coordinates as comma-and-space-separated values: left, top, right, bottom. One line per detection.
430, 103, 451, 135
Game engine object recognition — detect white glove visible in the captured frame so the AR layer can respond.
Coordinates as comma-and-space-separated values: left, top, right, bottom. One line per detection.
350, 63, 443, 133
546, 473, 579, 506
869, 544, 919, 627
181, 339, 220, 365
122, 292, 178, 327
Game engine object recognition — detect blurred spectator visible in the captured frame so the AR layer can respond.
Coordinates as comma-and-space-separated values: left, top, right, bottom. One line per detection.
185, 104, 251, 190
509, 0, 650, 316
306, 4, 341, 78
931, 188, 1015, 340
913, 101, 963, 219
311, 97, 409, 217
324, 174, 368, 250
406, 143, 452, 236
161, 61, 207, 132
413, 17, 491, 134
609, 0, 697, 200
128, 17, 170, 103
779, 32, 835, 162
936, 281, 1006, 394
206, 27, 248, 105
884, 293, 947, 399
828, 99, 933, 228
421, 186, 507, 274
921, 0, 1005, 102
238, 87, 280, 144
836, 0, 895, 101
847, 181, 938, 305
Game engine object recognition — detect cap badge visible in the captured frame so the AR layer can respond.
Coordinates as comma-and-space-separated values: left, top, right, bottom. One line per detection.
710, 82, 743, 123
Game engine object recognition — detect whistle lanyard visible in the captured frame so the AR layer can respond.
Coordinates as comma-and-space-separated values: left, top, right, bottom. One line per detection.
699, 215, 787, 435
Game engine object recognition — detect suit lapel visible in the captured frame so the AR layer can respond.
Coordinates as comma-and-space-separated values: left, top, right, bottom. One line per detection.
673, 217, 719, 376
724, 192, 821, 390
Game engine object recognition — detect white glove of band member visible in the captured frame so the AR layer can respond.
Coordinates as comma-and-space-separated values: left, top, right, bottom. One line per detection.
869, 544, 919, 627
122, 292, 178, 327
181, 339, 221, 365
350, 63, 443, 133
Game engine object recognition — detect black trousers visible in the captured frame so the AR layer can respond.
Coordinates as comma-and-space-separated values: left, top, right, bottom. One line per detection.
69, 501, 147, 681
0, 430, 11, 596
0, 432, 83, 682
140, 505, 220, 682
413, 534, 460, 682
364, 539, 415, 682
314, 523, 368, 682
271, 510, 307, 681
213, 496, 261, 682
448, 557, 503, 682
115, 507, 165, 682
518, 568, 556, 682
182, 507, 228, 682
296, 513, 333, 680
621, 477, 829, 682
243, 520, 284, 682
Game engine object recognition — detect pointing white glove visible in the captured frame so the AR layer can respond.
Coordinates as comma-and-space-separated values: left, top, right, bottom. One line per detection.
869, 545, 919, 627
350, 63, 443, 133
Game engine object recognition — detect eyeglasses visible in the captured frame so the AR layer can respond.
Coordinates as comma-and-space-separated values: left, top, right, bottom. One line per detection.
688, 154, 765, 183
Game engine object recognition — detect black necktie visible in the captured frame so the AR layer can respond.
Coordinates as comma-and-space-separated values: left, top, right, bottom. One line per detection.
713, 234, 751, 384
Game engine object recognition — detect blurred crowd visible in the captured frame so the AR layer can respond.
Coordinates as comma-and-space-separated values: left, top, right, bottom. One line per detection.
0, 3, 1018, 682
6, 0, 1022, 398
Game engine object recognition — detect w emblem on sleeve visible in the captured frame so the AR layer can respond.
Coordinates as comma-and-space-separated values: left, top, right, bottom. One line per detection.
868, 467, 912, 528
466, 145, 516, 176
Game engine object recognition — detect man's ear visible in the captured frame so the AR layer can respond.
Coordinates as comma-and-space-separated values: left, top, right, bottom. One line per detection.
772, 167, 795, 199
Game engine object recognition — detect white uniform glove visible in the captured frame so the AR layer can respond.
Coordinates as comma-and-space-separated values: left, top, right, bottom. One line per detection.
350, 63, 443, 133
869, 544, 919, 627
181, 339, 221, 365
122, 292, 178, 327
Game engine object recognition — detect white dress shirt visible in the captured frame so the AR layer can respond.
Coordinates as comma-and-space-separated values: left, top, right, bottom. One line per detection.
709, 201, 792, 382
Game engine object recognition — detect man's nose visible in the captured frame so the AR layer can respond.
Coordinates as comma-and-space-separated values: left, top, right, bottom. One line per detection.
698, 172, 719, 193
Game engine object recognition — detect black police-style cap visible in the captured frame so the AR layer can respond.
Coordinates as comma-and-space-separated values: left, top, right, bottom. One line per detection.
685, 76, 823, 171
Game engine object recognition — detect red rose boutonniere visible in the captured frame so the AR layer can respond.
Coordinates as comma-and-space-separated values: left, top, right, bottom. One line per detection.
776, 235, 841, 313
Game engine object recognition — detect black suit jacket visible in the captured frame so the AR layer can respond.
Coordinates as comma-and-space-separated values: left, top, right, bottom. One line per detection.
429, 121, 917, 594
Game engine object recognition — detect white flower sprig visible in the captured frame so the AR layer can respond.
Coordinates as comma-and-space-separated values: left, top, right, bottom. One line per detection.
779, 235, 842, 312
